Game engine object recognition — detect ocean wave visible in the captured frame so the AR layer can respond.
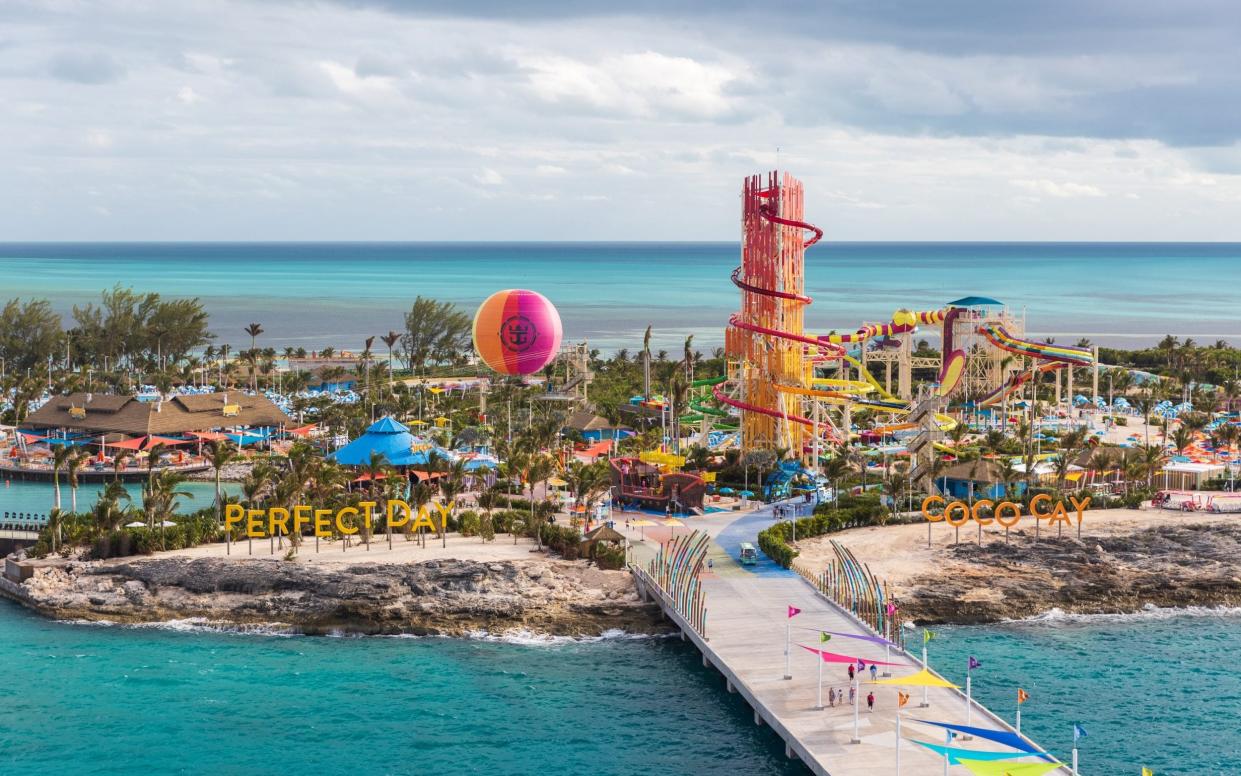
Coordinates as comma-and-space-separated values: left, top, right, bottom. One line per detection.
63, 617, 298, 637
1009, 604, 1241, 625
463, 628, 668, 646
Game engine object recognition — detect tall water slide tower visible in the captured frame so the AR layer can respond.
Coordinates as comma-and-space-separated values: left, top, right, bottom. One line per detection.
724, 171, 816, 455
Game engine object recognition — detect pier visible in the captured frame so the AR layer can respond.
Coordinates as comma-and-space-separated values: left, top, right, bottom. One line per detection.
628, 505, 1072, 776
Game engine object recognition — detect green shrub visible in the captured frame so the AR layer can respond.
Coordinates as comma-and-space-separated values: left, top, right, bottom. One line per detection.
539, 523, 582, 560
458, 510, 481, 537
593, 542, 626, 570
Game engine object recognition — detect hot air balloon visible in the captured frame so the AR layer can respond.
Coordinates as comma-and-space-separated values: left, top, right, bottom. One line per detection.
472, 289, 563, 375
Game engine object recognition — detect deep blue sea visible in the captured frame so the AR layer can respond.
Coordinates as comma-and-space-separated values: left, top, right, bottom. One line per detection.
1, 242, 1239, 352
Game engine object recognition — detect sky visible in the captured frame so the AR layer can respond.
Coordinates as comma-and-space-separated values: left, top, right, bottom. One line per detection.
3, 0, 1241, 241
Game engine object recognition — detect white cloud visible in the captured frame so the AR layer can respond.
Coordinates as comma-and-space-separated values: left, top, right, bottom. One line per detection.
474, 168, 505, 186
1010, 179, 1105, 198
2, 0, 1241, 241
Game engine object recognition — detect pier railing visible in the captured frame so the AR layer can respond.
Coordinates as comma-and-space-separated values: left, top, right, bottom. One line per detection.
639, 529, 710, 636
792, 538, 904, 649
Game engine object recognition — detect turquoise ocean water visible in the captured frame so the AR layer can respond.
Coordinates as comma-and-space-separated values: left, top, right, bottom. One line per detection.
1, 243, 1240, 352
0, 600, 1236, 775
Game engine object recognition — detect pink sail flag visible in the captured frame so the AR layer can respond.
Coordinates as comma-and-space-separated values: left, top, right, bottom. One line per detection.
799, 645, 906, 667
788, 606, 801, 618
886, 602, 897, 616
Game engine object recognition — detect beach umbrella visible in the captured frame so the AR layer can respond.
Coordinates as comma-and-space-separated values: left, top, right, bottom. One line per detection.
124, 521, 145, 528
718, 486, 735, 495
739, 490, 754, 498
159, 520, 177, 528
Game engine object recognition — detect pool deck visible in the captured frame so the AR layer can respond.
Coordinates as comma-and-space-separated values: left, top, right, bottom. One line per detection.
626, 502, 1072, 776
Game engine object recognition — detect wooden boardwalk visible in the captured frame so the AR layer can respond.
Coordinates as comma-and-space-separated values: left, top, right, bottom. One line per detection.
627, 504, 1072, 776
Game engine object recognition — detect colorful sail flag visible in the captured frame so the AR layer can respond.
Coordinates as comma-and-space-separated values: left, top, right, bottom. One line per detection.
820, 632, 831, 643
1142, 767, 1154, 776
788, 605, 801, 618
923, 629, 936, 643
1018, 688, 1030, 704
886, 601, 897, 616
898, 691, 910, 708
1073, 723, 1087, 742
857, 658, 866, 671
968, 656, 982, 670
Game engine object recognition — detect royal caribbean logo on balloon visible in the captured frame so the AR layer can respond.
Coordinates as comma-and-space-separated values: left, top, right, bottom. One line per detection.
472, 288, 563, 375
500, 314, 538, 353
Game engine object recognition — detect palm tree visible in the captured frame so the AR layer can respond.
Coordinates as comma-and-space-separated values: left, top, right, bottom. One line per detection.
112, 449, 134, 482
203, 440, 239, 551
381, 330, 401, 386
66, 448, 89, 514
1140, 444, 1168, 489
437, 458, 470, 549
821, 455, 850, 504
641, 324, 653, 399
526, 453, 555, 550
360, 451, 391, 549
143, 470, 193, 548
244, 322, 264, 391
51, 444, 74, 514
91, 480, 131, 536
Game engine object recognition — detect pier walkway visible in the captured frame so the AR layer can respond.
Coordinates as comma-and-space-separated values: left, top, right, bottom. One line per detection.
626, 502, 1072, 776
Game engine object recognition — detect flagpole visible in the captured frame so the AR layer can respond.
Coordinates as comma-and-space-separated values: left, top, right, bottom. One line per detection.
816, 651, 823, 709
921, 640, 930, 707
785, 620, 792, 680
895, 711, 901, 775
942, 728, 950, 776
851, 678, 860, 744
1072, 745, 1078, 775
883, 618, 892, 678
1016, 700, 1021, 735
966, 670, 973, 727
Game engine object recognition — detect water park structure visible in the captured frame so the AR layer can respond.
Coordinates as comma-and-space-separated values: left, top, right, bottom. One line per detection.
709, 170, 1099, 485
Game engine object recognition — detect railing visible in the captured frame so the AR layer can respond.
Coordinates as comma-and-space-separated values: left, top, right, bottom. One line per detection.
0, 512, 49, 532
642, 529, 710, 636
792, 538, 904, 650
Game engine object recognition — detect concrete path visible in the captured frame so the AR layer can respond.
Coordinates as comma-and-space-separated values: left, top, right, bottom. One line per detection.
623, 500, 1072, 776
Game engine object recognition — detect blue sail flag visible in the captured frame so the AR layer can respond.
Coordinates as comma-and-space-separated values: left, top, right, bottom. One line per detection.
911, 740, 1048, 766
1074, 723, 1088, 742
914, 720, 1053, 759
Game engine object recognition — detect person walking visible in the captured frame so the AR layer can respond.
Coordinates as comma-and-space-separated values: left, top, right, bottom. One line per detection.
828, 688, 836, 707
848, 664, 855, 681
866, 692, 875, 712
849, 685, 856, 705
869, 663, 878, 681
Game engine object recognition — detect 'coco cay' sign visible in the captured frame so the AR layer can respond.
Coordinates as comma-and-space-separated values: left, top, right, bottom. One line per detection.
224, 501, 454, 538
921, 494, 1091, 528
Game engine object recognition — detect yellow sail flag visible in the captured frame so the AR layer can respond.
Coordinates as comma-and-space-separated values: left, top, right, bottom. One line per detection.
869, 668, 958, 688
1142, 769, 1154, 776
956, 760, 1062, 776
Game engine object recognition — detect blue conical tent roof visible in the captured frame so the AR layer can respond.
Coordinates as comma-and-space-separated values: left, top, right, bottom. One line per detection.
366, 416, 409, 434
330, 415, 448, 467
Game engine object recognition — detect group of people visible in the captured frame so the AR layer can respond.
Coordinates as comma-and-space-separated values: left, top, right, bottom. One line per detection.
828, 661, 877, 712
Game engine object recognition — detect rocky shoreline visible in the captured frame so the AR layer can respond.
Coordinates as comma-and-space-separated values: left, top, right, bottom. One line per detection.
5, 556, 671, 637
899, 522, 1241, 624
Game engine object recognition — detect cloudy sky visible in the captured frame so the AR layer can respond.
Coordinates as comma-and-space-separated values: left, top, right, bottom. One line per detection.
4, 0, 1241, 241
